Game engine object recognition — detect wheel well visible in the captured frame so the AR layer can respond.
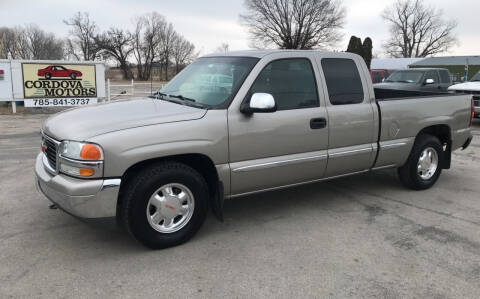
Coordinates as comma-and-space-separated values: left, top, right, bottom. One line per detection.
416, 124, 452, 168
118, 154, 219, 212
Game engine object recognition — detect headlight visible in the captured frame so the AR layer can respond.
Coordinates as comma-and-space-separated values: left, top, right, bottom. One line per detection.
58, 141, 104, 178
59, 141, 103, 160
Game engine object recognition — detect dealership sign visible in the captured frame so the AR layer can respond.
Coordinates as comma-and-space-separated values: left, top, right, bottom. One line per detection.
0, 59, 105, 111
21, 63, 100, 107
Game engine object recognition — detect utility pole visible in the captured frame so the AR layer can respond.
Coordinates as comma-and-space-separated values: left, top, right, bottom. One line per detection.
464, 58, 469, 81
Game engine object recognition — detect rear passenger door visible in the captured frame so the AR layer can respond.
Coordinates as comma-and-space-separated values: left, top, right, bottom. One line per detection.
316, 55, 378, 177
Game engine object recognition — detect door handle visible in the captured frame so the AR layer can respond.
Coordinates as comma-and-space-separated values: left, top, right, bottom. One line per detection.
310, 117, 327, 129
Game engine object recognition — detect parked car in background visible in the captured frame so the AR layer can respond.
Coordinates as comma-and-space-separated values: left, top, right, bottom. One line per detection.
37, 65, 83, 80
35, 51, 473, 249
374, 68, 453, 92
449, 72, 480, 117
370, 69, 391, 83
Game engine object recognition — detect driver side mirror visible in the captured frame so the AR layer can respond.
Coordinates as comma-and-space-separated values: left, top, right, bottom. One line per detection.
424, 78, 435, 85
241, 93, 277, 114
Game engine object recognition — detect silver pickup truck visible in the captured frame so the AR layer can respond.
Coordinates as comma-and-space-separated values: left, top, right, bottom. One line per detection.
35, 50, 474, 249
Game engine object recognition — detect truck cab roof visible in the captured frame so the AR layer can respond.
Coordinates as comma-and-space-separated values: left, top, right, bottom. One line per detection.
202, 49, 360, 59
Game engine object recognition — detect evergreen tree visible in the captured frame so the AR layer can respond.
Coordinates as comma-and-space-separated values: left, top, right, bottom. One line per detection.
346, 35, 373, 70
346, 36, 363, 57
362, 37, 373, 70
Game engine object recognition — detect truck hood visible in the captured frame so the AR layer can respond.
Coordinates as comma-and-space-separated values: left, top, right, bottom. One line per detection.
373, 82, 420, 91
43, 98, 207, 140
448, 81, 480, 92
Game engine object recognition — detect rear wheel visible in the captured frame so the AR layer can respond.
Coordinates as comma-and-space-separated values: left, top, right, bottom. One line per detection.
398, 134, 443, 190
70, 73, 77, 80
121, 162, 209, 249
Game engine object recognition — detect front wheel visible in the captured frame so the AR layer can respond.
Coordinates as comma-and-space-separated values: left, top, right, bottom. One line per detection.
397, 134, 443, 190
120, 162, 209, 249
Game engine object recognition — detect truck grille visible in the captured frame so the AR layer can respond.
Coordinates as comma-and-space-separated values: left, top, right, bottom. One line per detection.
474, 96, 480, 107
43, 135, 58, 170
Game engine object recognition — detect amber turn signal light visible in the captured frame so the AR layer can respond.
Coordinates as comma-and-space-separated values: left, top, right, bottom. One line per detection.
80, 144, 102, 160
79, 168, 94, 176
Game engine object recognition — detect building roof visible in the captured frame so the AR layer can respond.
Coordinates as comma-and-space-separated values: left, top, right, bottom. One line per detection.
371, 58, 424, 70
409, 56, 480, 66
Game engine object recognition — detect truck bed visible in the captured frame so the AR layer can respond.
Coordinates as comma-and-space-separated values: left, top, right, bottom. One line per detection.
373, 93, 473, 169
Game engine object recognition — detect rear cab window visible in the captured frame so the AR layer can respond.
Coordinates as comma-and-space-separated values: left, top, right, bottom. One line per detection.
321, 58, 364, 105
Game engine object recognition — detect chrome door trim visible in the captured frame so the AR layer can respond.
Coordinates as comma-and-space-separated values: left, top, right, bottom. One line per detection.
380, 142, 407, 149
328, 147, 371, 158
232, 154, 328, 173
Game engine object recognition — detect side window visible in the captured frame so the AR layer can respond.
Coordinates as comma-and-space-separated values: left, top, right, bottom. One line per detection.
321, 58, 364, 105
439, 70, 451, 83
249, 58, 319, 110
425, 70, 440, 83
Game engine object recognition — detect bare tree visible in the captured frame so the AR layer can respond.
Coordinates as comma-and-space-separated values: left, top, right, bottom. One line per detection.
382, 0, 457, 58
0, 27, 24, 59
95, 28, 134, 79
172, 35, 196, 73
215, 42, 230, 54
0, 25, 63, 59
157, 23, 177, 80
133, 12, 166, 80
64, 12, 99, 60
0, 33, 4, 58
23, 24, 64, 60
240, 0, 345, 49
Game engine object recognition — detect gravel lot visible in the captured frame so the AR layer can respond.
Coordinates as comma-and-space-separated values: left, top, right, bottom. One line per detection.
1, 114, 479, 298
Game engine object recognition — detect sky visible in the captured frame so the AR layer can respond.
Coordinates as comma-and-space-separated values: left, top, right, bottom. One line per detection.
0, 0, 478, 57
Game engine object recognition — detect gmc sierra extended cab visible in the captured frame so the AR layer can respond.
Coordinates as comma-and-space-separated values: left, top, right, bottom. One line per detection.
35, 50, 474, 249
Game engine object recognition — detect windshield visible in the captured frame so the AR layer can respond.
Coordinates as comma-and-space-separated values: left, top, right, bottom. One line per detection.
385, 71, 424, 83
471, 73, 480, 82
159, 57, 259, 108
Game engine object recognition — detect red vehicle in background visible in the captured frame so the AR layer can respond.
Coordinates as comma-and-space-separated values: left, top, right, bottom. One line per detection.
37, 65, 82, 80
370, 69, 391, 84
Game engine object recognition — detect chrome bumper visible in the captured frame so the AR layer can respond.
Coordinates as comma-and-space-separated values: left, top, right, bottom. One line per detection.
35, 153, 120, 219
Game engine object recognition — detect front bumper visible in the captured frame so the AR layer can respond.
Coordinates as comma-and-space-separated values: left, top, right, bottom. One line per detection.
35, 153, 121, 220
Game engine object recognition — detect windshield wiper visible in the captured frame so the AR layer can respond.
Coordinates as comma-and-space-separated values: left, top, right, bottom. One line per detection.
169, 94, 197, 102
153, 92, 208, 109
166, 94, 209, 109
150, 91, 168, 99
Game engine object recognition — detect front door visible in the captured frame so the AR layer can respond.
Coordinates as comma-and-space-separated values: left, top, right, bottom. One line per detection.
422, 70, 441, 92
228, 53, 329, 195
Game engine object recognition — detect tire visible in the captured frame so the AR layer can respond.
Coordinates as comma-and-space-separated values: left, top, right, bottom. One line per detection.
45, 73, 51, 79
397, 134, 443, 190
70, 73, 77, 80
120, 161, 209, 249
